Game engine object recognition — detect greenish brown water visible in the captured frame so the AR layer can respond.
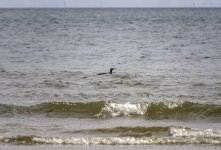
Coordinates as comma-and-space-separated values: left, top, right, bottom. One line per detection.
0, 101, 221, 120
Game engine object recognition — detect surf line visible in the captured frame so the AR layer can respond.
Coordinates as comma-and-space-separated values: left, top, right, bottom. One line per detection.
97, 68, 116, 75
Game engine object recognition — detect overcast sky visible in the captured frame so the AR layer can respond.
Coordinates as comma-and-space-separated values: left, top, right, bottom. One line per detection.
0, 0, 221, 8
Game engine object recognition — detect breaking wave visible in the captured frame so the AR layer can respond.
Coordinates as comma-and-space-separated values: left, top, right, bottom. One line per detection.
0, 126, 221, 145
0, 101, 221, 120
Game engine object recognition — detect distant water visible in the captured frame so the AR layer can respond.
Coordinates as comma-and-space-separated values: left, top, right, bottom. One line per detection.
0, 8, 221, 150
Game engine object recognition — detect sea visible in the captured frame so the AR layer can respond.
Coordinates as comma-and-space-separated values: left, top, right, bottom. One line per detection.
0, 8, 221, 150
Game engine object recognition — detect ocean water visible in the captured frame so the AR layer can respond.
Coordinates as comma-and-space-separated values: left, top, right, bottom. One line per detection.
0, 8, 221, 149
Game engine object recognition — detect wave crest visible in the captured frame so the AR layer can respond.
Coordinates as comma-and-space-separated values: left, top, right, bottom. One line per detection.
0, 101, 221, 120
98, 102, 148, 117
1, 126, 221, 145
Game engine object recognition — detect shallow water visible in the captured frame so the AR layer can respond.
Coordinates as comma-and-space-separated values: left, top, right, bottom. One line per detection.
0, 8, 221, 149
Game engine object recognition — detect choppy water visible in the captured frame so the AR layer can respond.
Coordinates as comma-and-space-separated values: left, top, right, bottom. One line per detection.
0, 8, 221, 149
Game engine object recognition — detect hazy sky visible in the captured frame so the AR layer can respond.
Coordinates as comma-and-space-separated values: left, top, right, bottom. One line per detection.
0, 0, 221, 8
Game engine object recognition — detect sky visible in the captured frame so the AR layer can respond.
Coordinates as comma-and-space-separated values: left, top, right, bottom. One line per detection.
0, 0, 221, 8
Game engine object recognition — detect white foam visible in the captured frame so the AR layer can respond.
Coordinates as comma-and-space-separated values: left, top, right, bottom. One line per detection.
162, 101, 182, 109
98, 102, 148, 117
170, 126, 221, 138
97, 101, 186, 117
32, 136, 221, 145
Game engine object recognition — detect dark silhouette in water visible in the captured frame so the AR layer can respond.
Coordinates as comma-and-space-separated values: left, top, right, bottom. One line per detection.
97, 68, 115, 75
